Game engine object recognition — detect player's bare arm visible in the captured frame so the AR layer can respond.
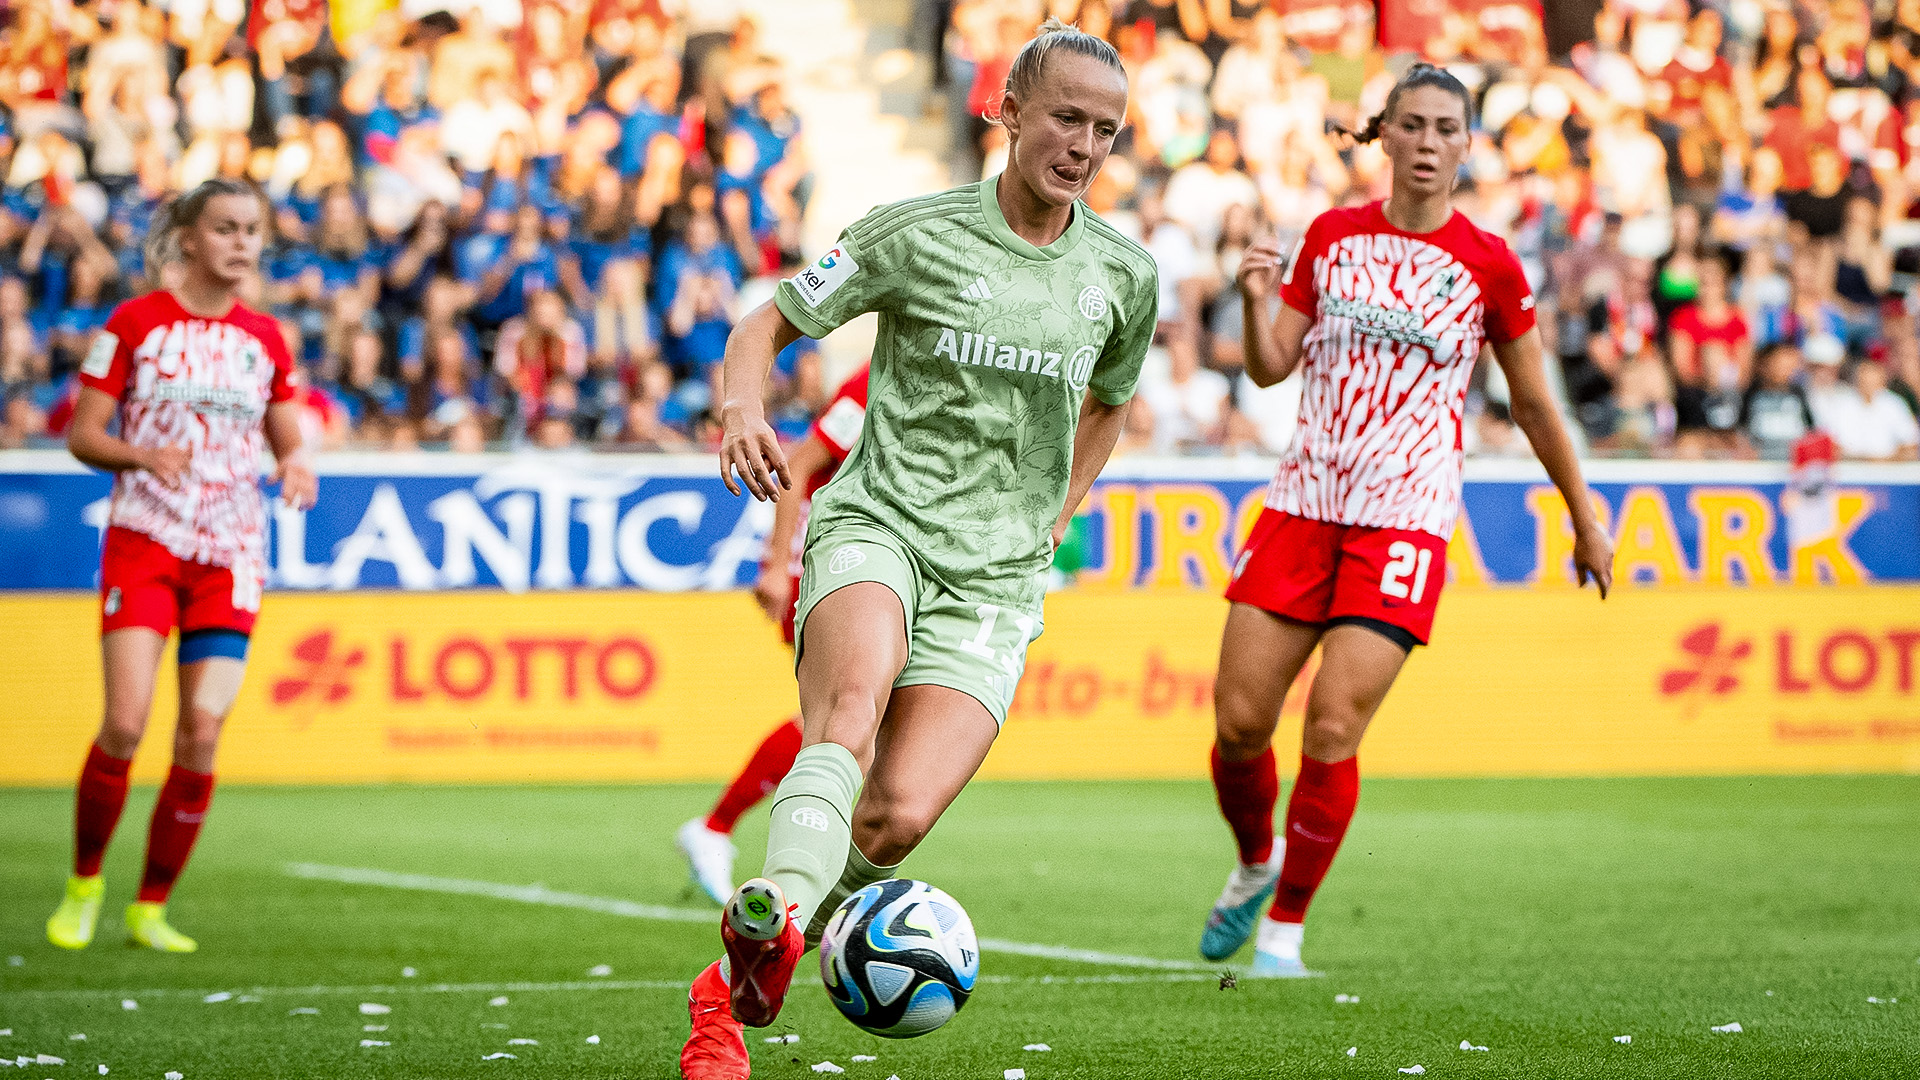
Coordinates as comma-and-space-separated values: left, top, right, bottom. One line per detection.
1052, 395, 1129, 548
264, 401, 318, 511
718, 299, 804, 501
1492, 330, 1615, 597
1238, 239, 1310, 388
67, 387, 190, 489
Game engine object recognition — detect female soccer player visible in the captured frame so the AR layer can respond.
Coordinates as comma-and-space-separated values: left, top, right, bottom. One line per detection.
680, 21, 1156, 1079
676, 364, 870, 906
1198, 65, 1615, 976
46, 179, 316, 954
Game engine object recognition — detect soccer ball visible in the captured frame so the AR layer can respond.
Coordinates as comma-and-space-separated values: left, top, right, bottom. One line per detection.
818, 879, 978, 1038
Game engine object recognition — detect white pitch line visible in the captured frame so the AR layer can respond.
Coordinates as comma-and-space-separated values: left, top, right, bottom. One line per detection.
0, 971, 1221, 1004
284, 862, 1208, 972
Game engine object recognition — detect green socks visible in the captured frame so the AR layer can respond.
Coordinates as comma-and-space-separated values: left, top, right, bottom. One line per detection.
805, 842, 901, 945
762, 742, 864, 932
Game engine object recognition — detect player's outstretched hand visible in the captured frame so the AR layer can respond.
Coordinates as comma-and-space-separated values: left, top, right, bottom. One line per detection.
276, 456, 318, 510
139, 444, 192, 489
753, 567, 794, 623
1573, 521, 1614, 599
720, 411, 792, 501
1236, 237, 1285, 299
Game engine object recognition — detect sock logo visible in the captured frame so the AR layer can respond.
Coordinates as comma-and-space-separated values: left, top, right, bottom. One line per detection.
790, 807, 832, 832
827, 547, 867, 575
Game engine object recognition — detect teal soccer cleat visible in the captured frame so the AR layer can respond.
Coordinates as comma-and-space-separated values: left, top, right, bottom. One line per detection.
1199, 857, 1282, 962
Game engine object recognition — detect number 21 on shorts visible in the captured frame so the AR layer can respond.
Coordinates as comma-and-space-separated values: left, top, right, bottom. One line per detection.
1379, 541, 1432, 604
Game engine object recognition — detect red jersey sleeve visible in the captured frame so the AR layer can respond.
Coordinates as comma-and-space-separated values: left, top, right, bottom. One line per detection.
809, 367, 870, 464
1481, 243, 1537, 345
1278, 212, 1335, 317
77, 304, 140, 399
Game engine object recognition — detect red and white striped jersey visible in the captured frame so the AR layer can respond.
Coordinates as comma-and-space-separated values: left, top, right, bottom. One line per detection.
1267, 202, 1535, 539
78, 291, 298, 570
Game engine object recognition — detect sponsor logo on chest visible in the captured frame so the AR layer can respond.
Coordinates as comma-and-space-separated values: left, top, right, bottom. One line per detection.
132, 319, 270, 415
932, 326, 1096, 390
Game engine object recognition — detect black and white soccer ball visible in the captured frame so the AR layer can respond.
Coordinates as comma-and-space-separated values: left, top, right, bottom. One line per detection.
818, 879, 979, 1038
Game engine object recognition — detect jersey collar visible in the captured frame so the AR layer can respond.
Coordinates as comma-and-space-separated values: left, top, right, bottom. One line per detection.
980, 174, 1084, 262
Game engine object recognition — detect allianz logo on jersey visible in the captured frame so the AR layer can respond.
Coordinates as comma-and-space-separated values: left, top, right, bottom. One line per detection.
932, 326, 1096, 390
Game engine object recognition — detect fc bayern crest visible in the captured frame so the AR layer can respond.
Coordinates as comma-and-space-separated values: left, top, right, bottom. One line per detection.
1076, 285, 1107, 321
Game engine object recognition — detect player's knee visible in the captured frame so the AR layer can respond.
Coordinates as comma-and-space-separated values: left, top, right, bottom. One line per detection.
863, 804, 938, 866
174, 709, 227, 758
1302, 700, 1367, 758
95, 713, 146, 758
1214, 681, 1277, 758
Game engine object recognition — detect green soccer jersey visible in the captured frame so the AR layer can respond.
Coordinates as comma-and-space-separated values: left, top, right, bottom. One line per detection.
775, 175, 1158, 611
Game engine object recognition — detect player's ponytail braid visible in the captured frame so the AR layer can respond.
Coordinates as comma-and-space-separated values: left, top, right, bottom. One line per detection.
992, 17, 1124, 124
1330, 62, 1475, 145
144, 178, 260, 274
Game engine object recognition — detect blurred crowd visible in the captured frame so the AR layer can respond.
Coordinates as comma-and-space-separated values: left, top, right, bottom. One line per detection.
943, 0, 1920, 460
0, 0, 1915, 461
0, 0, 825, 453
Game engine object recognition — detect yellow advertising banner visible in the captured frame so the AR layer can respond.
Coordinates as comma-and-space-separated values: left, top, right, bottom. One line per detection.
3, 587, 1918, 785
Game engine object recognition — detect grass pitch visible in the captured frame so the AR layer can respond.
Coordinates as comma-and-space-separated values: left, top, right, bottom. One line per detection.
1, 777, 1916, 1078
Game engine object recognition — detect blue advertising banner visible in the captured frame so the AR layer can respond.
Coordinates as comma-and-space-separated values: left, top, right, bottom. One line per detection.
1, 452, 1916, 591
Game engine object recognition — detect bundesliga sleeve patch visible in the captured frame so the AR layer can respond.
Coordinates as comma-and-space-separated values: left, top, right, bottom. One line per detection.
791, 246, 858, 308
82, 331, 119, 379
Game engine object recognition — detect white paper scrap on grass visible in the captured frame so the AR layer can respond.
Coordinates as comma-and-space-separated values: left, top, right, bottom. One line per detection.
402, 967, 417, 979
1004, 1070, 1026, 1080
507, 1039, 537, 1046
363, 1026, 387, 1033
1711, 1022, 1743, 1034
1024, 1043, 1051, 1051
765, 1034, 799, 1044
360, 1040, 390, 1048
0, 1029, 9, 1035
481, 1053, 516, 1061
1459, 1040, 1489, 1051
6, 956, 21, 966
202, 992, 231, 1004
69, 1035, 85, 1041
289, 1008, 319, 1016
120, 1001, 137, 1011
1868, 997, 1896, 1004
481, 1024, 508, 1029
1398, 1067, 1425, 1075
35, 1056, 64, 1066
237, 996, 261, 1004
811, 1063, 844, 1075
589, 964, 613, 977
165, 1072, 183, 1079
359, 1003, 391, 1015
1613, 1035, 1632, 1044
1346, 1047, 1357, 1058
585, 1036, 600, 1045
1334, 994, 1358, 1004
852, 1055, 876, 1062
98, 1066, 108, 1075
489, 996, 510, 1007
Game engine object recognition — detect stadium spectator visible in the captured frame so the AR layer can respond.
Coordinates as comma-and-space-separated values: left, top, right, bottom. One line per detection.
1818, 356, 1920, 461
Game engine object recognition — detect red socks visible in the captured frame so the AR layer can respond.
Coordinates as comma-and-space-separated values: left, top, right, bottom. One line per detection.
1271, 754, 1360, 923
138, 765, 215, 903
705, 719, 803, 834
1210, 745, 1279, 866
74, 744, 133, 877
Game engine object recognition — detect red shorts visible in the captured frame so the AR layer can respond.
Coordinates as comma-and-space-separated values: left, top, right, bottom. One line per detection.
1224, 509, 1447, 646
100, 526, 261, 639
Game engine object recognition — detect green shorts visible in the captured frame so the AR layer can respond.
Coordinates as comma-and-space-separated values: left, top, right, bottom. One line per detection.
792, 519, 1044, 726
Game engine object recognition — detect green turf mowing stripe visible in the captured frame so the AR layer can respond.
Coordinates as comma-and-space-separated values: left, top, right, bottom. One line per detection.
283, 862, 1210, 971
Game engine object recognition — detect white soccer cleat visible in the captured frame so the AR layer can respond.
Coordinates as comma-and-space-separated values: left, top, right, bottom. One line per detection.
677, 818, 737, 906
1246, 917, 1320, 979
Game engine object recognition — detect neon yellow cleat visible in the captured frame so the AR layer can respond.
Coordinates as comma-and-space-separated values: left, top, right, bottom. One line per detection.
47, 874, 107, 950
126, 902, 198, 953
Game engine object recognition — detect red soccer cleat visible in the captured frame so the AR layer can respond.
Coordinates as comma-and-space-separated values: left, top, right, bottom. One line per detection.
680, 960, 749, 1080
722, 878, 803, 1027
